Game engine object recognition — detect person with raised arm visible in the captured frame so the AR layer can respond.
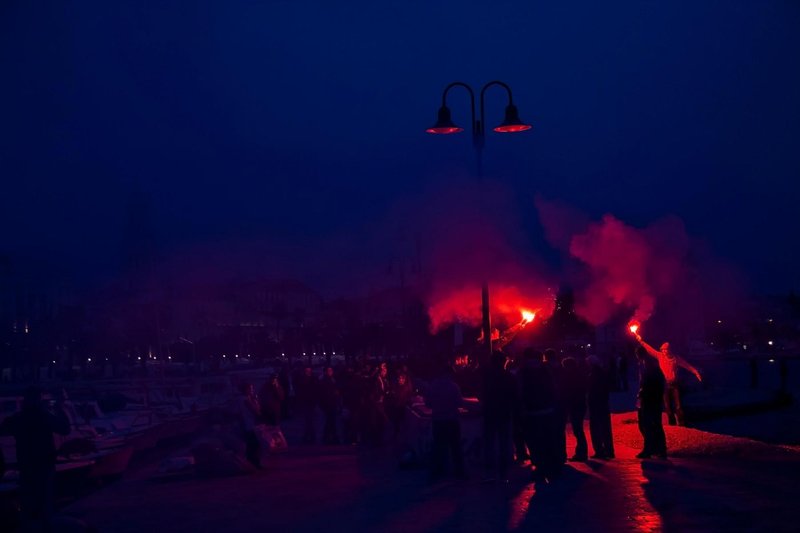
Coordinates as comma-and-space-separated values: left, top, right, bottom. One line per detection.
633, 331, 702, 426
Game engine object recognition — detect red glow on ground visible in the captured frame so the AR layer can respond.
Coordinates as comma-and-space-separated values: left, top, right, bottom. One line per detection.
508, 482, 536, 530
426, 126, 463, 134
494, 124, 532, 133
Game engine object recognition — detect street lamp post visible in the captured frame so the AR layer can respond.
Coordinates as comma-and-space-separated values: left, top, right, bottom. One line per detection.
427, 80, 531, 361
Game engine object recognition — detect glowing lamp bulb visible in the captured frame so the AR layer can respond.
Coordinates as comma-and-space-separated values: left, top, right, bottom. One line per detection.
426, 126, 462, 134
494, 124, 532, 133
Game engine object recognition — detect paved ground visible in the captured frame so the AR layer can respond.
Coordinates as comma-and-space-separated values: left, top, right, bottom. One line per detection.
63, 413, 800, 533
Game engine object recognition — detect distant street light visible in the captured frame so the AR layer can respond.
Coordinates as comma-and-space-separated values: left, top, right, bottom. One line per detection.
427, 80, 532, 359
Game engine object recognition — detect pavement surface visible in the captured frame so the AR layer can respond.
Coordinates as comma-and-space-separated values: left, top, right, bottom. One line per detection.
62, 411, 800, 533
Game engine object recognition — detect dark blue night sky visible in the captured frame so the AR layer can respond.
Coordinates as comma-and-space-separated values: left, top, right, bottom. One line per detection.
2, 1, 799, 294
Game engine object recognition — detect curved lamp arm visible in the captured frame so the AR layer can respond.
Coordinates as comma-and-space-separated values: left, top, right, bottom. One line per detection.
479, 81, 514, 136
441, 81, 477, 130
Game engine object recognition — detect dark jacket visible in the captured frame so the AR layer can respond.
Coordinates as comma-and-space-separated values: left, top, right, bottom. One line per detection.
481, 365, 518, 421
561, 365, 588, 414
638, 359, 665, 411
0, 404, 70, 472
518, 363, 556, 415
587, 364, 610, 409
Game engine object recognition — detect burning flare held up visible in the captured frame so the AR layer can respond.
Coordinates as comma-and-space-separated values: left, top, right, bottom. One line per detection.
478, 308, 539, 349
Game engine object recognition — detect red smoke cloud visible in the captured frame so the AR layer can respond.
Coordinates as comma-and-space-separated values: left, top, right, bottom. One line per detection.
417, 180, 555, 332
537, 197, 691, 326
428, 282, 554, 333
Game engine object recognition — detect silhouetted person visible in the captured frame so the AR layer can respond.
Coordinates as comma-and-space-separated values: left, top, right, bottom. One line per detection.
295, 367, 318, 443
635, 347, 667, 459
586, 356, 614, 459
319, 367, 341, 444
259, 374, 285, 426
237, 383, 261, 468
518, 349, 560, 481
365, 363, 389, 446
635, 333, 702, 426
507, 357, 529, 463
561, 357, 588, 462
386, 373, 413, 439
0, 386, 70, 530
544, 348, 567, 465
480, 352, 517, 482
425, 363, 466, 482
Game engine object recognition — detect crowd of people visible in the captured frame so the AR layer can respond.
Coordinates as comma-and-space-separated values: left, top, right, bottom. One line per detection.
233, 334, 705, 484
236, 361, 416, 467
427, 336, 704, 484
0, 335, 706, 529
471, 348, 617, 484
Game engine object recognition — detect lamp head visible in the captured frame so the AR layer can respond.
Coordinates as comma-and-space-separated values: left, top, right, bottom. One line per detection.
494, 104, 531, 133
426, 105, 463, 134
